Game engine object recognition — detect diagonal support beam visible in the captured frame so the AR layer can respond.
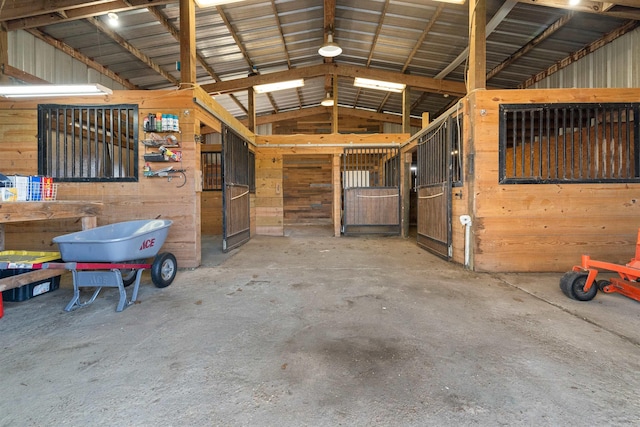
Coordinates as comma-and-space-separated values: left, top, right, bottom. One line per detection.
88, 16, 179, 87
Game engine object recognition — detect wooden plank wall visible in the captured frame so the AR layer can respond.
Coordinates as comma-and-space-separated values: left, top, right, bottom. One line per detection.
0, 89, 215, 268
283, 154, 332, 225
469, 88, 640, 272
255, 148, 284, 236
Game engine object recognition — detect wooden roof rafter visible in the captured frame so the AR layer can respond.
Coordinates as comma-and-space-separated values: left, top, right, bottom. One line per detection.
88, 15, 180, 86
0, 0, 175, 31
376, 3, 446, 115
146, 5, 248, 115
202, 63, 467, 98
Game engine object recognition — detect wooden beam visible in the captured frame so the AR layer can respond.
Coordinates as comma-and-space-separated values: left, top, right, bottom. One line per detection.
247, 105, 422, 128
0, 28, 7, 83
2, 64, 49, 84
1, 0, 175, 31
487, 12, 574, 81
402, 87, 411, 133
468, 0, 486, 92
179, 0, 196, 86
201, 63, 467, 98
26, 28, 138, 89
332, 153, 341, 237
88, 16, 179, 87
332, 76, 338, 134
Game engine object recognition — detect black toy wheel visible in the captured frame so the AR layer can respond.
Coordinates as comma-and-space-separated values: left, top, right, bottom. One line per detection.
151, 252, 177, 288
561, 271, 597, 301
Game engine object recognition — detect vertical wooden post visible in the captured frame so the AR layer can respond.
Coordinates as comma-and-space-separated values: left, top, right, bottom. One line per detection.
332, 153, 341, 237
0, 28, 8, 83
468, 0, 486, 92
422, 112, 430, 128
401, 152, 412, 238
179, 0, 197, 86
248, 86, 256, 132
332, 77, 339, 134
402, 87, 411, 134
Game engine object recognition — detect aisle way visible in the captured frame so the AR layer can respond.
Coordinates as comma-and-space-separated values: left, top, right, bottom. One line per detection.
1, 228, 640, 426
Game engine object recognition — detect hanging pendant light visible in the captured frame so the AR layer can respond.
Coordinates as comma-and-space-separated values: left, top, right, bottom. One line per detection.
321, 92, 334, 106
318, 32, 342, 58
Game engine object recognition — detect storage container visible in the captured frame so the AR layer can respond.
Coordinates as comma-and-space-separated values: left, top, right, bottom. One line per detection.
0, 251, 62, 302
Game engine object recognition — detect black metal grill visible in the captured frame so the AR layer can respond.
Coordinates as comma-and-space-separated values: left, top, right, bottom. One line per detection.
37, 104, 138, 182
202, 151, 222, 191
499, 103, 640, 184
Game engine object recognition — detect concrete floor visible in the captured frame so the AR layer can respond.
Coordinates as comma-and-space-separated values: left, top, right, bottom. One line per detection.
1, 226, 640, 426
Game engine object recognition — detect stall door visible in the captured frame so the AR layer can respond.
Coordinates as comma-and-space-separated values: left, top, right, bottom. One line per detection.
342, 147, 400, 235
222, 126, 251, 252
416, 121, 453, 259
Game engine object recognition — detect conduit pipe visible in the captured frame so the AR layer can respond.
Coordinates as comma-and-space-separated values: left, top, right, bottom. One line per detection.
459, 215, 472, 268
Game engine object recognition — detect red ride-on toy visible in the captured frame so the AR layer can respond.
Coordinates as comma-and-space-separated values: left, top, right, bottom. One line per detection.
560, 229, 640, 302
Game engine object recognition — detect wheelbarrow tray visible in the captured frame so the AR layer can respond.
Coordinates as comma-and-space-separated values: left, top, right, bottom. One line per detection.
52, 219, 173, 262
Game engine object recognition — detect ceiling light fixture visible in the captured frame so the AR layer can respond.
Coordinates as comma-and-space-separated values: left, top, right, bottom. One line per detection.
195, 0, 247, 7
320, 93, 334, 107
431, 0, 466, 4
107, 12, 119, 27
318, 33, 342, 58
569, 0, 580, 5
253, 79, 304, 94
353, 77, 406, 93
0, 84, 113, 98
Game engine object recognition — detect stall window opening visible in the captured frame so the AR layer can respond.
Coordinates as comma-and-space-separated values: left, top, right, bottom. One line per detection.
38, 104, 138, 182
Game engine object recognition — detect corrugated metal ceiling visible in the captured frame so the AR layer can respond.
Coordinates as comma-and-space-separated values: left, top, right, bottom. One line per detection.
1, 0, 638, 122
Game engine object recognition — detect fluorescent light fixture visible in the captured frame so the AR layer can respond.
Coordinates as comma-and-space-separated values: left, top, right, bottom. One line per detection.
353, 77, 406, 93
320, 92, 334, 107
0, 84, 113, 98
318, 33, 342, 58
432, 0, 466, 4
253, 79, 304, 94
195, 0, 246, 7
569, 0, 580, 5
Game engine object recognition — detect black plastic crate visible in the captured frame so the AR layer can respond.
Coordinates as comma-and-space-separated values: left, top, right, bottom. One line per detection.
1, 269, 61, 302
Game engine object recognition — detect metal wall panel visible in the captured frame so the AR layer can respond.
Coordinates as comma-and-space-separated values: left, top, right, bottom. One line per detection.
8, 30, 125, 90
533, 28, 640, 90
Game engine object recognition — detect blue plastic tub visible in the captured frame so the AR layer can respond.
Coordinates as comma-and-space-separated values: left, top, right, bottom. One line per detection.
53, 219, 173, 262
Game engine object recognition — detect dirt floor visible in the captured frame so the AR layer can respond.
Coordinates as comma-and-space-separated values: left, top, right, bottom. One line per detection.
1, 226, 640, 426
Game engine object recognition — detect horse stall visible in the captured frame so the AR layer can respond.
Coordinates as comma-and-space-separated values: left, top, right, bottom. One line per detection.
465, 88, 640, 272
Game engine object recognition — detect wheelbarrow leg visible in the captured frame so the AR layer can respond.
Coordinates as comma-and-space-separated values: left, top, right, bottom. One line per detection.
64, 270, 103, 312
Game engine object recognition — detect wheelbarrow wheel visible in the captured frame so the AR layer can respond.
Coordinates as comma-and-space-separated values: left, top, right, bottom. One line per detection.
151, 252, 177, 288
120, 269, 137, 287
120, 259, 145, 287
561, 271, 597, 301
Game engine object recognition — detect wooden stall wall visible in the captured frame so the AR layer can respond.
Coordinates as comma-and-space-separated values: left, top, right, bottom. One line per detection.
0, 90, 203, 268
255, 147, 284, 236
283, 154, 333, 225
254, 134, 408, 237
469, 88, 640, 273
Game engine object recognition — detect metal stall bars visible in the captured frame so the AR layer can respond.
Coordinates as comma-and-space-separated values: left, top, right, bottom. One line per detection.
416, 109, 463, 260
342, 146, 400, 235
222, 126, 252, 252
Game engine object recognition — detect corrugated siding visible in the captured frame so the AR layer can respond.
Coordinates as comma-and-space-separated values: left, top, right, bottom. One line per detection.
7, 30, 126, 90
532, 27, 640, 89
